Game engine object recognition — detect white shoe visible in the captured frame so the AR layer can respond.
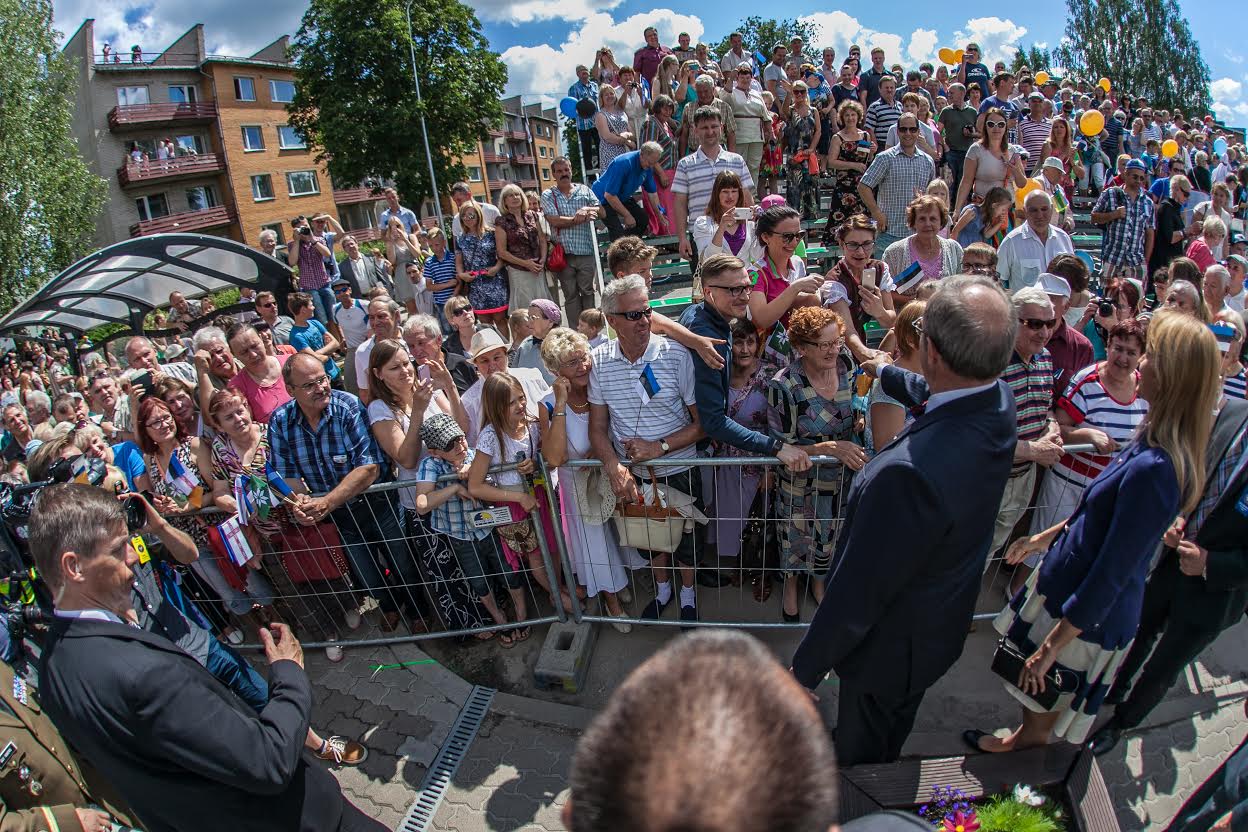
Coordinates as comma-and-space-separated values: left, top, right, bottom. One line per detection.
325, 642, 344, 662
618, 587, 633, 605
344, 609, 362, 630
610, 620, 633, 634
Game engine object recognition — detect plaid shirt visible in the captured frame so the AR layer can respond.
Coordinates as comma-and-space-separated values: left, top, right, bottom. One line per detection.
1094, 186, 1154, 267
416, 451, 488, 540
540, 184, 601, 256
859, 145, 936, 235
267, 390, 386, 495
295, 235, 331, 290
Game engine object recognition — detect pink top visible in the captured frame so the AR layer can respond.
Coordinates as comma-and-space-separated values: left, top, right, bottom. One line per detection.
228, 354, 291, 424
1185, 238, 1216, 274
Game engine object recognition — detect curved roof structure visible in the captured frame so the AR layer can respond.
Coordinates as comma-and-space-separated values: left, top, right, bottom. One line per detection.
0, 234, 292, 336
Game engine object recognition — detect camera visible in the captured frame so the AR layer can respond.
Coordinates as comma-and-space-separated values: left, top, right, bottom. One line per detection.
299, 226, 312, 236
1095, 297, 1115, 317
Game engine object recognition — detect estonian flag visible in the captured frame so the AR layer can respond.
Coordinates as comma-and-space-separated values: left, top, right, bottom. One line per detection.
265, 460, 296, 499
894, 261, 925, 295
165, 453, 203, 508
636, 364, 661, 404
1211, 321, 1236, 354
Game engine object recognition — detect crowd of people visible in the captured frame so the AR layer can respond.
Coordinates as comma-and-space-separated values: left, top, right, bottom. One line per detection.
0, 24, 1246, 832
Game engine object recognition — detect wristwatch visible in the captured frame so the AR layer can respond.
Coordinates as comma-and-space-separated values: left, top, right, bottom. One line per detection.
659, 439, 670, 453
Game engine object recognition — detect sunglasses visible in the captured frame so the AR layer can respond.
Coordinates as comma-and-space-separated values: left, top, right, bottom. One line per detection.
772, 232, 803, 244
1018, 317, 1057, 331
608, 308, 654, 321
897, 126, 919, 133
986, 121, 1006, 129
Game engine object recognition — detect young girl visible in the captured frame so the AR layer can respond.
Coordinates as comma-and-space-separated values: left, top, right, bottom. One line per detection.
952, 186, 1014, 249
577, 309, 607, 349
467, 372, 577, 614
925, 179, 953, 238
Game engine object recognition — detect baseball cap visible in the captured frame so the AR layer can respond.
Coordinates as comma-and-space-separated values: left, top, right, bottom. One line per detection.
1027, 91, 1044, 101
331, 277, 350, 288
1042, 156, 1066, 172
1124, 159, 1147, 172
529, 299, 562, 324
1229, 232, 1246, 247
469, 327, 508, 361
1226, 254, 1248, 270
419, 412, 466, 452
1038, 272, 1071, 299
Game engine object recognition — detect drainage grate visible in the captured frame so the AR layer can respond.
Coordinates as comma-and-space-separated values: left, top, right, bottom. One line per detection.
398, 685, 496, 832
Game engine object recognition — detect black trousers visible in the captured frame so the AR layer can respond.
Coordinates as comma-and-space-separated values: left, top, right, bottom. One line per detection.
1108, 557, 1225, 730
577, 128, 599, 171
834, 674, 927, 767
338, 798, 390, 831
603, 198, 649, 241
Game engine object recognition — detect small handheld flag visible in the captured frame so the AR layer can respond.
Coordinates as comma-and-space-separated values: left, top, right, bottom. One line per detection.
894, 261, 925, 295
165, 453, 203, 508
265, 461, 296, 499
636, 364, 661, 404
217, 515, 256, 567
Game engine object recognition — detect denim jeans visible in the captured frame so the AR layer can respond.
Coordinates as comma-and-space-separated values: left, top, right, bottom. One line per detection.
331, 491, 426, 616
206, 638, 269, 713
308, 285, 337, 326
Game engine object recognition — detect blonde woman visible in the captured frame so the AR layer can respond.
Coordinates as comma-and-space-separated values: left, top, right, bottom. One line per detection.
454, 201, 509, 339
969, 311, 1220, 752
594, 84, 633, 171
495, 183, 550, 312
385, 215, 424, 315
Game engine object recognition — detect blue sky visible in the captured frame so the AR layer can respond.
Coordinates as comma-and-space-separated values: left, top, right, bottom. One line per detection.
52, 0, 1248, 123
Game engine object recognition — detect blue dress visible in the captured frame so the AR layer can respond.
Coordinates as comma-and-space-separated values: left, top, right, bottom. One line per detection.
993, 440, 1179, 743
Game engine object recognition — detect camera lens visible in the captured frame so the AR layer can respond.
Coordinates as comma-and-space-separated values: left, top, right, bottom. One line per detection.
123, 496, 145, 532
1098, 301, 1115, 317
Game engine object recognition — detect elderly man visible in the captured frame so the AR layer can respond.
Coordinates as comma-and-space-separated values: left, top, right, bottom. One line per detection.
997, 190, 1075, 290
673, 107, 754, 262
1032, 158, 1076, 232
400, 314, 478, 395
338, 235, 388, 297
1203, 265, 1234, 315
938, 82, 978, 198
1092, 158, 1155, 280
987, 285, 1063, 566
257, 228, 283, 262
24, 390, 52, 432
124, 336, 196, 385
680, 76, 736, 156
589, 275, 704, 625
191, 325, 240, 416
377, 186, 418, 234
254, 291, 296, 345
450, 182, 501, 237
460, 328, 550, 445
0, 404, 34, 464
1037, 272, 1094, 402
168, 291, 201, 330
592, 143, 668, 242
858, 112, 936, 256
354, 296, 403, 402
541, 157, 602, 322
269, 354, 425, 634
87, 372, 130, 442
1018, 93, 1052, 173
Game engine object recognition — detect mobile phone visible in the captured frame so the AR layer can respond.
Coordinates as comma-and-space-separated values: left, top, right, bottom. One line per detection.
131, 371, 153, 398
417, 364, 431, 382
733, 207, 752, 220
862, 267, 877, 290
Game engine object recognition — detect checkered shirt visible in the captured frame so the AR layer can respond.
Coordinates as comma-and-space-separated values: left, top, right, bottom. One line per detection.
1093, 186, 1155, 267
267, 390, 386, 495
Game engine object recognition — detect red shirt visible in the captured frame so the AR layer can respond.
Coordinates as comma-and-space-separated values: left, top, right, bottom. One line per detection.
1045, 319, 1095, 403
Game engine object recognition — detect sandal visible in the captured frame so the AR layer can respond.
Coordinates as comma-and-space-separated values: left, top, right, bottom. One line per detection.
512, 626, 531, 643
472, 630, 495, 642
499, 629, 517, 648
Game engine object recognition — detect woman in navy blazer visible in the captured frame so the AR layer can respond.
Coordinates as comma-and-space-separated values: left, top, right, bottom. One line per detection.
966, 311, 1222, 752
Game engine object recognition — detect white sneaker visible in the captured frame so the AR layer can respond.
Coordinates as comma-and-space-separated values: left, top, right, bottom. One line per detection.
325, 641, 344, 662
224, 628, 244, 645
344, 609, 362, 630
610, 621, 633, 634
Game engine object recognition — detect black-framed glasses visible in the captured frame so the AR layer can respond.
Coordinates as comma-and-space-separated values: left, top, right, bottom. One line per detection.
705, 284, 752, 297
841, 240, 873, 250
451, 308, 472, 317
608, 308, 653, 321
897, 126, 919, 133
1018, 317, 1057, 331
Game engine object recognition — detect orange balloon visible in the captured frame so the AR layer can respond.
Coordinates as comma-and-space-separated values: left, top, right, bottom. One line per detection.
1079, 109, 1105, 137
1098, 77, 1111, 93
1035, 71, 1049, 85
1015, 179, 1041, 210
938, 48, 956, 65
1162, 139, 1180, 158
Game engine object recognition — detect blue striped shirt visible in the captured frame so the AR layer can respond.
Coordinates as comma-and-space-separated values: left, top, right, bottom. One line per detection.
267, 391, 387, 495
1225, 370, 1247, 401
1051, 364, 1148, 490
422, 250, 458, 306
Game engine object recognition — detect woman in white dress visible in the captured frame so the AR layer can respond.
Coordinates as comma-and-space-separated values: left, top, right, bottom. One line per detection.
537, 327, 642, 632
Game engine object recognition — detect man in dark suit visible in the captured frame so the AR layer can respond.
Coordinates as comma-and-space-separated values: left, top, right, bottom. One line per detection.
28, 484, 386, 832
1088, 397, 1248, 755
791, 275, 1020, 767
337, 235, 389, 297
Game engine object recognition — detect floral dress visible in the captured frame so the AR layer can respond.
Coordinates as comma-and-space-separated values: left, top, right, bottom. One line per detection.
785, 110, 820, 219
209, 427, 282, 539
496, 211, 549, 311
456, 231, 507, 314
823, 131, 873, 242
766, 355, 856, 577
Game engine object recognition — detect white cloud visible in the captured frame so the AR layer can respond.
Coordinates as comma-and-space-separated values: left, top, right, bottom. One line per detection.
798, 12, 1028, 71
1211, 76, 1248, 122
952, 17, 1029, 68
500, 9, 703, 99
906, 29, 939, 66
467, 0, 623, 25
53, 0, 303, 57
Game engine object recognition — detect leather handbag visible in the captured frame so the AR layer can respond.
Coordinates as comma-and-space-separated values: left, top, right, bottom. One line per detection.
547, 240, 567, 272
275, 521, 349, 584
612, 467, 688, 554
990, 638, 1077, 710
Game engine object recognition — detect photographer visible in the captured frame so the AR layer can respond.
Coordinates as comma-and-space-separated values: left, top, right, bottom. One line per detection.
286, 216, 336, 330
30, 484, 384, 832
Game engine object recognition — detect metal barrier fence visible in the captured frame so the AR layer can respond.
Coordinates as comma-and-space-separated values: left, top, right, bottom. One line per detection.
149, 445, 1093, 651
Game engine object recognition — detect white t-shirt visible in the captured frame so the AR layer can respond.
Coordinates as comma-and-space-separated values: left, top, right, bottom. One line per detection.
461, 366, 551, 446
333, 299, 370, 349
366, 396, 443, 511
476, 422, 541, 489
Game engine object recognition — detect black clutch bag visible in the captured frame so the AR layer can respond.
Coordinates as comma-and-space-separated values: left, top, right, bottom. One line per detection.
990, 638, 1077, 710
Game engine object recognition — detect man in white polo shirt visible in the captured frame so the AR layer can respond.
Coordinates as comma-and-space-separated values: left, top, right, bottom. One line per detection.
673, 106, 754, 268
588, 274, 705, 626
997, 189, 1074, 290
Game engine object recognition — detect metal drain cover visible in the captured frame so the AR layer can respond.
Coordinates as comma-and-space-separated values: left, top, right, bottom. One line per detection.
398, 685, 496, 831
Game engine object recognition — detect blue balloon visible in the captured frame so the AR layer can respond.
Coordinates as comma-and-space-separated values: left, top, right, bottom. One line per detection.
559, 97, 579, 119
1213, 137, 1228, 157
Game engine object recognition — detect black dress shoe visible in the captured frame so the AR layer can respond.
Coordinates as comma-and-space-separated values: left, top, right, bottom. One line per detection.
1087, 722, 1124, 756
679, 604, 698, 630
782, 609, 801, 623
639, 596, 671, 620
696, 570, 731, 588
961, 729, 993, 754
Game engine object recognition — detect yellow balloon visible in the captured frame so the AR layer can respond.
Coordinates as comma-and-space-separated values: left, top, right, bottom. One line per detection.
1015, 179, 1040, 210
953, 50, 964, 64
1162, 139, 1180, 158
1080, 109, 1105, 137
938, 48, 955, 64
1035, 71, 1049, 85
1098, 77, 1111, 93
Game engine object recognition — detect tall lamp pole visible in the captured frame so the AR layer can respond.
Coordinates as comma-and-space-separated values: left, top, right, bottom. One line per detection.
405, 0, 444, 228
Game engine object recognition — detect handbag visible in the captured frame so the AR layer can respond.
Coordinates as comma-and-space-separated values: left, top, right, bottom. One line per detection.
275, 521, 349, 584
547, 240, 567, 272
990, 637, 1077, 710
611, 467, 688, 554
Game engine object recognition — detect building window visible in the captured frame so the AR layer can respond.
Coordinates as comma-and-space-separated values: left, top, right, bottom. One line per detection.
467, 166, 482, 182
115, 86, 149, 106
135, 193, 169, 223
276, 125, 306, 149
251, 174, 275, 201
542, 168, 551, 181
185, 186, 219, 212
167, 85, 198, 104
175, 135, 205, 155
286, 170, 320, 197
234, 76, 256, 101
259, 222, 286, 245
538, 146, 547, 158
269, 80, 296, 103
241, 126, 265, 151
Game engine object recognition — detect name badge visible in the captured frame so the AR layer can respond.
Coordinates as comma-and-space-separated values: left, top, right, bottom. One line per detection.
332, 454, 348, 465
471, 507, 515, 528
0, 742, 15, 768
132, 536, 150, 565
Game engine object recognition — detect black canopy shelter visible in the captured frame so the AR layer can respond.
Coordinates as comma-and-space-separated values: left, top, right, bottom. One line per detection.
0, 234, 292, 338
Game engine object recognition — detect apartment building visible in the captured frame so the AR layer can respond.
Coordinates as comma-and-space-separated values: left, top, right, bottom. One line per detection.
450, 96, 561, 212
62, 20, 383, 249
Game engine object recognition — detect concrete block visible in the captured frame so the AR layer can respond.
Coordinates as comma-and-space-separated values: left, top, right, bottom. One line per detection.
532, 621, 597, 694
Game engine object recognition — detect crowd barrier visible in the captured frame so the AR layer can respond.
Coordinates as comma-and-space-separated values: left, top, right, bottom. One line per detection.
152, 447, 1093, 651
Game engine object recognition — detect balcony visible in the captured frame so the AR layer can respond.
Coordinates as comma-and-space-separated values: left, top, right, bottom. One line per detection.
333, 187, 379, 205
519, 178, 539, 189
130, 205, 235, 237
506, 130, 529, 141
512, 154, 535, 166
345, 227, 382, 243
481, 151, 509, 164
487, 128, 505, 138
108, 101, 218, 130
116, 153, 225, 187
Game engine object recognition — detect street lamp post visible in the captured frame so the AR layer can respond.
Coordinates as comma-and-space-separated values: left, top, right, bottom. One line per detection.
404, 0, 444, 228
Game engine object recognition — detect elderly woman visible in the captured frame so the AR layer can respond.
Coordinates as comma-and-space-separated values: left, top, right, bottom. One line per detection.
385, 215, 423, 315
595, 84, 634, 172
537, 327, 640, 632
865, 301, 925, 455
767, 307, 868, 622
1215, 310, 1246, 401
823, 100, 874, 232
639, 95, 679, 236
727, 62, 769, 187
1191, 150, 1213, 193
495, 183, 549, 313
191, 325, 238, 413
882, 195, 965, 297
748, 206, 826, 334
784, 81, 822, 220
1077, 277, 1142, 360
968, 312, 1220, 752
616, 66, 649, 139
819, 213, 897, 361
955, 107, 1027, 215
1185, 216, 1227, 274
455, 201, 509, 340
1162, 277, 1213, 322
226, 321, 291, 423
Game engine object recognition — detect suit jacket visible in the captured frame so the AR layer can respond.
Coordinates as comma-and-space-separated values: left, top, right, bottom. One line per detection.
338, 255, 388, 297
0, 661, 133, 832
1161, 398, 1248, 632
791, 367, 1017, 693
38, 617, 344, 832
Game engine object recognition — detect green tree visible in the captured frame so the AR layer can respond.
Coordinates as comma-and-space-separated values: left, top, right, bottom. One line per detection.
289, 0, 508, 211
1011, 45, 1053, 75
561, 120, 585, 183
710, 17, 822, 65
1054, 0, 1210, 113
0, 0, 107, 317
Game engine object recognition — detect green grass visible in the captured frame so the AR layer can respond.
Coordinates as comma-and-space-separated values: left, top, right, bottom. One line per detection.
973, 794, 1065, 832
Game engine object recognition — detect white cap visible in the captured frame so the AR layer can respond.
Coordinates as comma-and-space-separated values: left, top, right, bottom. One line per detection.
1041, 156, 1066, 172
1037, 272, 1071, 299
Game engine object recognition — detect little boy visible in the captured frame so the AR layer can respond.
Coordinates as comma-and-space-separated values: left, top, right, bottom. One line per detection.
287, 291, 342, 387
415, 413, 524, 641
577, 308, 608, 349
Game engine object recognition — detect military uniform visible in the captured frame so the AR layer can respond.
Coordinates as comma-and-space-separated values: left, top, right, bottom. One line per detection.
0, 661, 133, 831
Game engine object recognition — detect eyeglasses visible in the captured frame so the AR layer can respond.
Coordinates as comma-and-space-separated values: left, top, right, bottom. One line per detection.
986, 120, 1006, 129
451, 308, 472, 317
897, 126, 919, 133
559, 353, 590, 369
145, 413, 175, 429
294, 375, 331, 392
608, 308, 654, 321
705, 283, 752, 297
772, 232, 803, 244
258, 301, 275, 308
841, 240, 873, 251
1018, 317, 1057, 331
333, 286, 350, 293
802, 339, 844, 352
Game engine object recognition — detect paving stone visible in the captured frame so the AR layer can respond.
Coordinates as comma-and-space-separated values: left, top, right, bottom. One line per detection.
396, 736, 441, 768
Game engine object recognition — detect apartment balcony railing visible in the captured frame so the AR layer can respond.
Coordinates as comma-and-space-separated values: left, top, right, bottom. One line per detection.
108, 102, 218, 130
116, 153, 224, 187
130, 205, 234, 237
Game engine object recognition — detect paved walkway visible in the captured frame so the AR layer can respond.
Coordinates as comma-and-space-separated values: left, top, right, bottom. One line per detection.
303, 616, 1248, 831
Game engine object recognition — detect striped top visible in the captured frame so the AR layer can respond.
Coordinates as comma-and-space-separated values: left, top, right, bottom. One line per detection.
1001, 349, 1055, 474
864, 99, 902, 145
672, 147, 754, 228
588, 334, 697, 476
1225, 369, 1247, 401
422, 250, 458, 306
1052, 364, 1148, 490
1017, 116, 1052, 171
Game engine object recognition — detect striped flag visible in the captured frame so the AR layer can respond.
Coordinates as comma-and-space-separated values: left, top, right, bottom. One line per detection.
894, 261, 925, 295
1052, 187, 1069, 213
265, 460, 295, 499
216, 515, 256, 567
636, 364, 661, 404
165, 453, 203, 508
